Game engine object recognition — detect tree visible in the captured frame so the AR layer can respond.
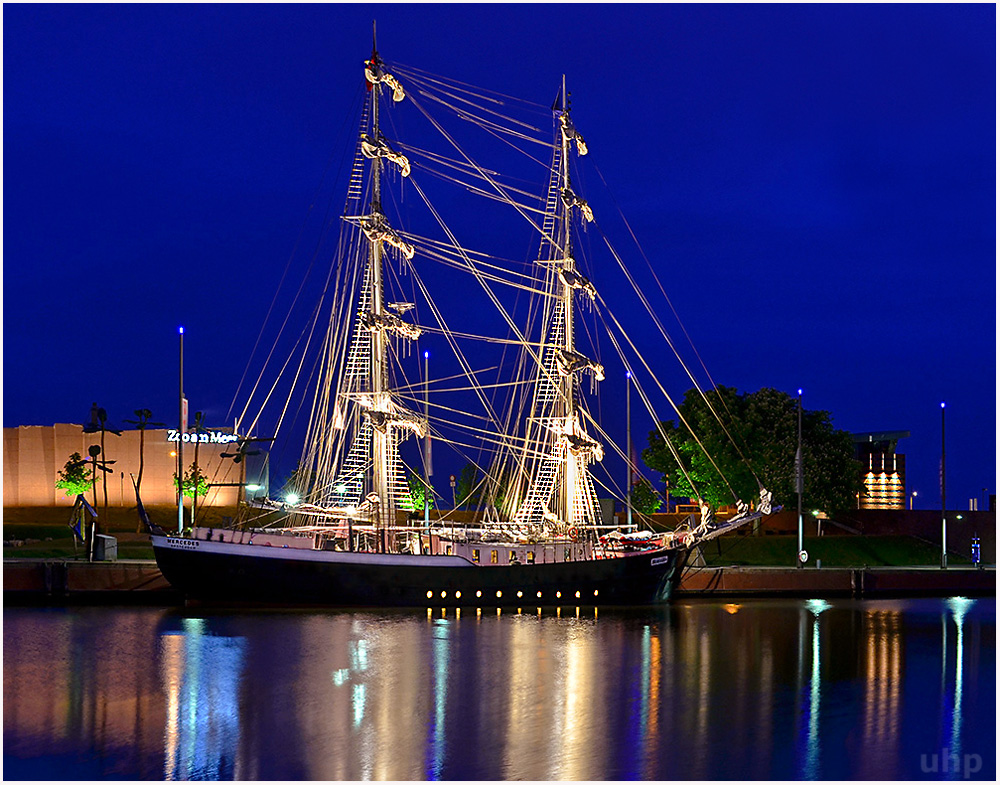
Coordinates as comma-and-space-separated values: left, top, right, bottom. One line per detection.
454, 462, 480, 508
643, 386, 861, 512
55, 452, 95, 497
630, 476, 663, 515
404, 472, 435, 512
124, 408, 165, 496
174, 463, 209, 501
125, 408, 165, 531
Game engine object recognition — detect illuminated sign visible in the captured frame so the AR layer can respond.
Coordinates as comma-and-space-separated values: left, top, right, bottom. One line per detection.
166, 429, 239, 444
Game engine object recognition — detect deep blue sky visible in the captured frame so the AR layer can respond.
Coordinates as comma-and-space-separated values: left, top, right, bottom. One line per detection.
4, 4, 995, 511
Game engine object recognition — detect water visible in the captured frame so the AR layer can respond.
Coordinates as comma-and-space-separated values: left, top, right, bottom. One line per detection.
3, 598, 994, 780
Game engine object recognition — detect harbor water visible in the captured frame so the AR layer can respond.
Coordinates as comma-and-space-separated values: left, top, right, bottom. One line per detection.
3, 598, 995, 780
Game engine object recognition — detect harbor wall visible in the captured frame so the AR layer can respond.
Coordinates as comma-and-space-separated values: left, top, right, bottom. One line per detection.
4, 559, 993, 604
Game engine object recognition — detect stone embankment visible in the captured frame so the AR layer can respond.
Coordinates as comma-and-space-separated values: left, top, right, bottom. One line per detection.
4, 559, 994, 604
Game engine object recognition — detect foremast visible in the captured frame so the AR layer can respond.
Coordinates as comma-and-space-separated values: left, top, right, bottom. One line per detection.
321, 48, 423, 537
511, 78, 603, 533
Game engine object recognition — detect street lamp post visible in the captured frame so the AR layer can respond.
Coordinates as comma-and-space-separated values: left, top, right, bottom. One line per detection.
424, 351, 431, 553
626, 370, 632, 531
940, 401, 947, 569
177, 326, 185, 536
910, 490, 917, 510
796, 388, 804, 568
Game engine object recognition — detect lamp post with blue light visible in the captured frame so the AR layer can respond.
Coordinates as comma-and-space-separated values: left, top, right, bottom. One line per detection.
940, 401, 947, 569
177, 326, 185, 535
796, 388, 805, 568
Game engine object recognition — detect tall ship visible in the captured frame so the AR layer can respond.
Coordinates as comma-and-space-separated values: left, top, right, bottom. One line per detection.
147, 41, 773, 607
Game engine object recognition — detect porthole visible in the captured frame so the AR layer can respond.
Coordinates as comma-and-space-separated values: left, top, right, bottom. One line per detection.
593, 589, 599, 596
536, 591, 542, 598
517, 590, 523, 598
556, 591, 562, 599
426, 590, 433, 599
477, 590, 482, 598
496, 590, 503, 598
455, 590, 462, 599
441, 591, 447, 598
575, 590, 581, 599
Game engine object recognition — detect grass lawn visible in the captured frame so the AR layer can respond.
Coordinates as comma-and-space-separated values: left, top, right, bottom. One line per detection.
701, 534, 971, 568
4, 517, 966, 568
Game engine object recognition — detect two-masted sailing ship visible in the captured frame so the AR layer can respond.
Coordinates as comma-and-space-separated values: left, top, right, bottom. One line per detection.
147, 43, 772, 606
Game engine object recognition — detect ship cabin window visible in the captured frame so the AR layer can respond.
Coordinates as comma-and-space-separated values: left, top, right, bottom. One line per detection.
564, 547, 572, 561
491, 550, 499, 564
446, 545, 453, 556
509, 550, 519, 564
472, 549, 480, 562
526, 551, 535, 564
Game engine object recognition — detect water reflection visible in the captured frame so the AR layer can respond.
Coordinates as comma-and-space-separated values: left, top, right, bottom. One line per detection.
3, 599, 994, 780
160, 618, 245, 779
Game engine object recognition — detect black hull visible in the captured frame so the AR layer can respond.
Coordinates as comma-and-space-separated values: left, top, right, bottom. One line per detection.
152, 536, 689, 607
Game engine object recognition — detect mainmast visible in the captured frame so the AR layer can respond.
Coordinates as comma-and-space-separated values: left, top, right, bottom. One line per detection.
512, 77, 602, 532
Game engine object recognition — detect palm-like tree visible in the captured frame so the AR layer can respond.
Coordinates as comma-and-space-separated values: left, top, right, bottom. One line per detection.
124, 409, 165, 495
83, 403, 120, 527
124, 408, 165, 532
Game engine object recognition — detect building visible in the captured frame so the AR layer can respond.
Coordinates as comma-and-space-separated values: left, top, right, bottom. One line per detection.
3, 424, 268, 508
852, 430, 910, 511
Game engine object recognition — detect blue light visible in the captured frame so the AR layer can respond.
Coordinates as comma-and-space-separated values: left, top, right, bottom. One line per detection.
941, 401, 946, 409
179, 326, 184, 335
424, 351, 429, 359
626, 370, 631, 380
798, 388, 803, 396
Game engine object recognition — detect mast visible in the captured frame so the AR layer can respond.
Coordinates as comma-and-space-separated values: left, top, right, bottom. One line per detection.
557, 75, 576, 526
317, 42, 421, 547
512, 76, 602, 532
369, 44, 390, 537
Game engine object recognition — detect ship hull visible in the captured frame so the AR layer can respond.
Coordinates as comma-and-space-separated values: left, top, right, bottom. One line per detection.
151, 535, 689, 607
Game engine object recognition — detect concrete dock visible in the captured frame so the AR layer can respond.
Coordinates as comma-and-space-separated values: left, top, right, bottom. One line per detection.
4, 558, 994, 604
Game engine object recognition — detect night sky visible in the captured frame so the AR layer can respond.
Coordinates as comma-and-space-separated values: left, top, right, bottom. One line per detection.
4, 4, 995, 511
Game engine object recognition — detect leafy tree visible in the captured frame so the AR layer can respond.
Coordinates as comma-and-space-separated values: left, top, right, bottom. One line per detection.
404, 472, 435, 512
455, 462, 480, 508
643, 386, 861, 512
174, 463, 210, 500
55, 452, 95, 497
629, 476, 663, 515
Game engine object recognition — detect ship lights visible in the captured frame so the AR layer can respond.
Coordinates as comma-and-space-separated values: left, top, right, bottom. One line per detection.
575, 590, 581, 598
426, 590, 433, 599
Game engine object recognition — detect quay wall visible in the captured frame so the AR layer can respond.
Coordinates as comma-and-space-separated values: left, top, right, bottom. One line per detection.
4, 560, 993, 604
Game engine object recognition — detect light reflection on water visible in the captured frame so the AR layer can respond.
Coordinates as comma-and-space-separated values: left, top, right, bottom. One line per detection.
3, 598, 995, 780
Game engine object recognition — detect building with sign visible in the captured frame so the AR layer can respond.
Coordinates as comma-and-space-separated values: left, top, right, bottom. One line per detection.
852, 430, 910, 510
3, 424, 268, 508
